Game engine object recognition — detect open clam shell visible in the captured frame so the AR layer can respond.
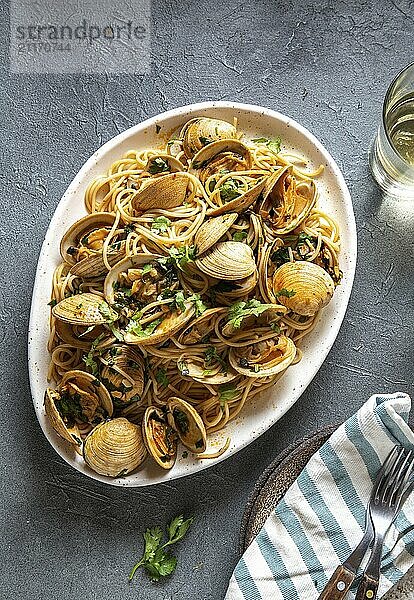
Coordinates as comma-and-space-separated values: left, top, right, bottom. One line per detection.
207, 178, 266, 217
229, 335, 297, 378
52, 293, 118, 326
177, 307, 226, 345
272, 260, 335, 316
142, 406, 178, 469
177, 353, 237, 385
44, 388, 83, 450
104, 254, 196, 346
180, 117, 237, 158
100, 345, 145, 406
259, 166, 317, 235
194, 213, 238, 256
44, 370, 113, 452
189, 139, 252, 183
145, 153, 185, 174
60, 212, 125, 278
54, 321, 106, 350
83, 418, 147, 477
166, 397, 207, 454
131, 172, 192, 212
195, 241, 256, 281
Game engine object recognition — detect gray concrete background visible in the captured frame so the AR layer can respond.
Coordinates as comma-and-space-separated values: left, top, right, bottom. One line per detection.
1, 1, 414, 599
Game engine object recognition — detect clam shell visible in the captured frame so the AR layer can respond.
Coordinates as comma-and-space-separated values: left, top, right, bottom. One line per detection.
166, 397, 207, 453
222, 304, 282, 337
52, 293, 118, 326
213, 270, 259, 305
181, 117, 237, 158
101, 345, 145, 405
70, 245, 125, 279
177, 353, 237, 385
44, 388, 83, 450
189, 139, 252, 182
260, 166, 317, 234
54, 320, 105, 350
104, 253, 160, 304
131, 172, 191, 212
207, 178, 266, 217
60, 212, 117, 264
229, 335, 296, 378
83, 418, 147, 477
60, 370, 114, 418
142, 406, 177, 469
194, 213, 238, 255
104, 253, 196, 346
177, 307, 226, 345
272, 261, 335, 316
195, 241, 256, 280
145, 153, 185, 174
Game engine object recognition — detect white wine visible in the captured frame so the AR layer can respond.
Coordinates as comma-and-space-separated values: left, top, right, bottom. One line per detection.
369, 63, 414, 199
386, 94, 414, 165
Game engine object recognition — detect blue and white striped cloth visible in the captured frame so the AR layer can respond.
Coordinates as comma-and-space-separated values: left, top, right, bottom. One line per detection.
226, 393, 414, 599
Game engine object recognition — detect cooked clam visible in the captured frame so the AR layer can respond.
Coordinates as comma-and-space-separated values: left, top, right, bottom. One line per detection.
194, 213, 238, 256
259, 166, 317, 234
52, 293, 118, 326
177, 351, 237, 385
54, 320, 106, 350
104, 254, 196, 346
44, 370, 113, 450
83, 418, 147, 477
166, 397, 207, 454
207, 178, 266, 217
100, 345, 145, 406
222, 303, 282, 337
142, 406, 178, 469
131, 172, 192, 212
195, 241, 256, 280
212, 270, 259, 305
145, 153, 185, 174
177, 307, 226, 345
272, 261, 335, 316
189, 139, 252, 183
60, 212, 124, 278
229, 335, 296, 377
181, 117, 237, 158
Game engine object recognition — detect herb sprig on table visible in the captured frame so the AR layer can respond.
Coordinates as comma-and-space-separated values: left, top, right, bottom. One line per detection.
129, 515, 194, 583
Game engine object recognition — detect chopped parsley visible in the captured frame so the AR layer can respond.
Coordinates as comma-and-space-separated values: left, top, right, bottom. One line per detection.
232, 231, 248, 242
227, 299, 272, 329
218, 383, 238, 407
127, 316, 162, 338
219, 178, 241, 202
274, 288, 296, 299
252, 136, 282, 155
173, 409, 189, 434
187, 294, 207, 316
141, 263, 153, 275
48, 298, 57, 307
149, 157, 169, 174
151, 216, 171, 233
155, 368, 169, 388
82, 332, 106, 375
204, 346, 227, 373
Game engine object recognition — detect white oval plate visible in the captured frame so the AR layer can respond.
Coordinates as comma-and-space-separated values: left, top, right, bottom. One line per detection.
28, 102, 357, 487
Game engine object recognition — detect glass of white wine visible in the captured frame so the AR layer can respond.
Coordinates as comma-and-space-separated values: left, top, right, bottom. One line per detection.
369, 62, 414, 199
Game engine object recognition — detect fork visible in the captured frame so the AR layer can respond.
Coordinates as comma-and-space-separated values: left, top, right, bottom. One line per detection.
355, 448, 414, 599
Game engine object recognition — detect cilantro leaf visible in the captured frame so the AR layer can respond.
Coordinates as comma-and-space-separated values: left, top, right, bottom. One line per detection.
127, 317, 162, 338
151, 216, 171, 233
166, 246, 197, 271
165, 515, 194, 546
187, 293, 207, 316
252, 136, 282, 154
174, 291, 186, 312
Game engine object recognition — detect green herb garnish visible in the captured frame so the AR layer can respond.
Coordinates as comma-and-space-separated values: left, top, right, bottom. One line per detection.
155, 368, 169, 388
48, 298, 57, 307
82, 332, 106, 375
149, 157, 169, 174
252, 137, 282, 154
142, 263, 153, 275
218, 383, 238, 407
129, 515, 194, 583
227, 299, 271, 329
151, 216, 171, 233
219, 178, 241, 202
232, 231, 247, 242
274, 288, 296, 299
127, 316, 162, 338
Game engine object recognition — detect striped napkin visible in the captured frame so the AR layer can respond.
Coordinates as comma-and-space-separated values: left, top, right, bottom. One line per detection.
226, 393, 414, 599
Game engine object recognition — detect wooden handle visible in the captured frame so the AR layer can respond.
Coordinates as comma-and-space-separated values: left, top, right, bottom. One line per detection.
318, 565, 355, 599
355, 573, 379, 600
